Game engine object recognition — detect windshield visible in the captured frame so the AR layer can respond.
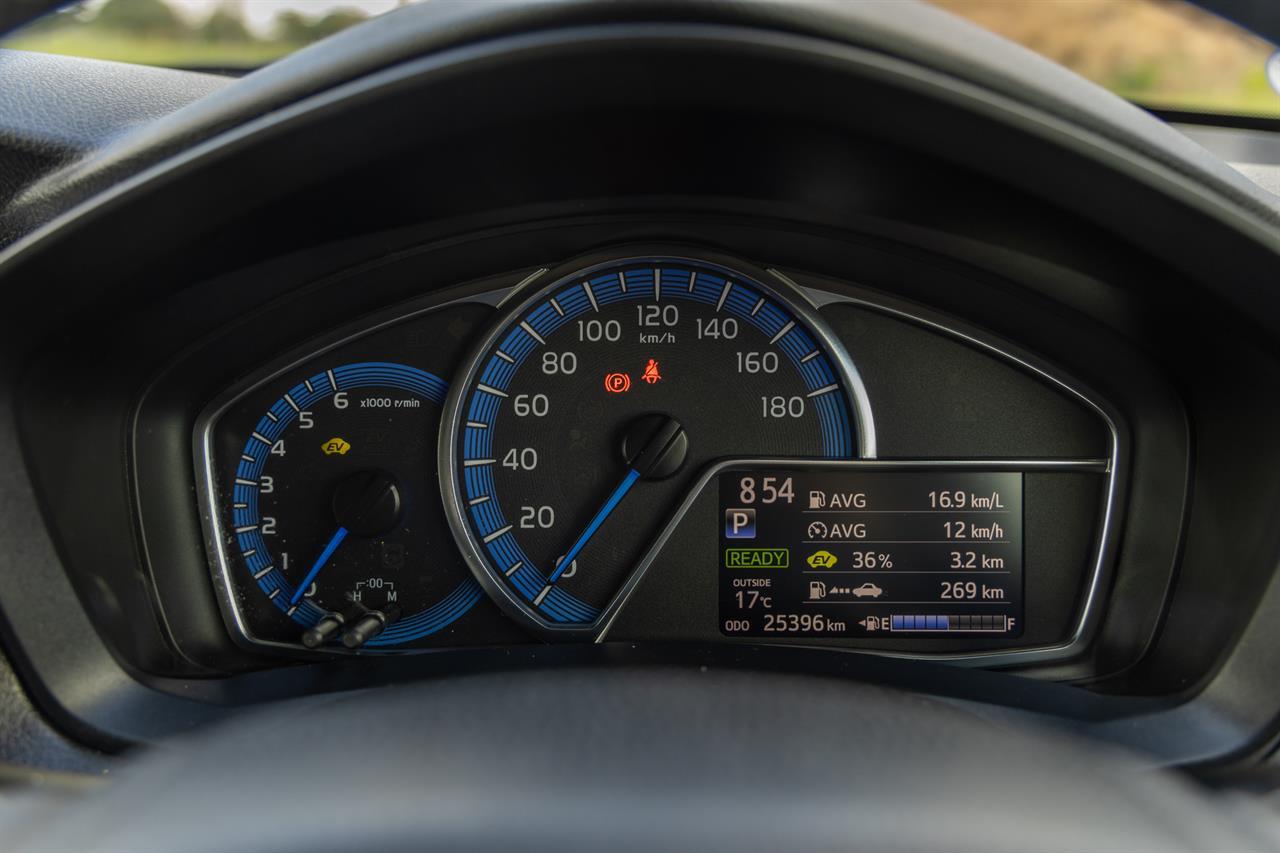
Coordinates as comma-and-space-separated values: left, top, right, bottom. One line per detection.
932, 0, 1280, 119
2, 0, 1279, 120
0, 0, 422, 74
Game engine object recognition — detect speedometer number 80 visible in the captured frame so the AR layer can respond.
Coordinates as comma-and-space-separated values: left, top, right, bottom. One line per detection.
542, 352, 577, 374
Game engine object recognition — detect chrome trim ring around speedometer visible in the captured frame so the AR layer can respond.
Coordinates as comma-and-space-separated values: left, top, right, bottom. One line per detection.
439, 251, 876, 637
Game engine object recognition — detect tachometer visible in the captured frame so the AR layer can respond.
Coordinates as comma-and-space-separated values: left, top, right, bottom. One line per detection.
440, 254, 873, 636
218, 361, 483, 650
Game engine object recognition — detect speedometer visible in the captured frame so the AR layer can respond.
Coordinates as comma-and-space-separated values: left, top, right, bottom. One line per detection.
440, 253, 873, 636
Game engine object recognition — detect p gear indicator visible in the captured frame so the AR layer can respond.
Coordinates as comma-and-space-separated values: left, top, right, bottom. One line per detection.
718, 469, 1023, 639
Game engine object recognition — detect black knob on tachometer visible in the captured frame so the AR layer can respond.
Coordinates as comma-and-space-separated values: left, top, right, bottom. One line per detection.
342, 612, 388, 648
331, 469, 403, 537
301, 613, 344, 649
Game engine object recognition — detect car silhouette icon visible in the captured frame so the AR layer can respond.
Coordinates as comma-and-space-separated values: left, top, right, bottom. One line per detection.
851, 582, 883, 599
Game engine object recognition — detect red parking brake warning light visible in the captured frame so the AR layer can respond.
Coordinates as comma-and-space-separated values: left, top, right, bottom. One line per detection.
604, 372, 631, 393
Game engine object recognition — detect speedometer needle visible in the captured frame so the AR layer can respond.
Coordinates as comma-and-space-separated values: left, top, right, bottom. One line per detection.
549, 469, 641, 583
290, 526, 349, 605
547, 416, 687, 585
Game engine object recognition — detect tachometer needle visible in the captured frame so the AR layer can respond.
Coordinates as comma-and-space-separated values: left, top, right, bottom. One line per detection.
549, 469, 641, 583
290, 526, 349, 605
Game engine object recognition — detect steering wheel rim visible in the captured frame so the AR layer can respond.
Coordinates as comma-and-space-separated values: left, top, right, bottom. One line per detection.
6, 667, 1279, 853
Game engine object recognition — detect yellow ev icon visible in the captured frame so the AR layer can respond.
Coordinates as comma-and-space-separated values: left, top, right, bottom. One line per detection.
321, 437, 351, 456
806, 550, 838, 569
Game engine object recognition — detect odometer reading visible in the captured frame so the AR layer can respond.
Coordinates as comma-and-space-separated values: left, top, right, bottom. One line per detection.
719, 469, 1023, 638
443, 255, 867, 635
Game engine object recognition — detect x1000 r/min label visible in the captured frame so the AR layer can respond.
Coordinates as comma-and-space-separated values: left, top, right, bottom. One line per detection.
718, 470, 1023, 639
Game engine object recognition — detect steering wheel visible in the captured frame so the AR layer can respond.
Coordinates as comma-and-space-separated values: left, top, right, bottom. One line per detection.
5, 668, 1279, 852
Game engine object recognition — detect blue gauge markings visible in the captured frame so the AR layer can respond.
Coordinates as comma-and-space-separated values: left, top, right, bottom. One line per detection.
231, 362, 481, 646
456, 260, 857, 626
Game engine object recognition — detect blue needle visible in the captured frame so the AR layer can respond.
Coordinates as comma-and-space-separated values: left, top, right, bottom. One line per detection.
290, 526, 349, 605
548, 468, 641, 583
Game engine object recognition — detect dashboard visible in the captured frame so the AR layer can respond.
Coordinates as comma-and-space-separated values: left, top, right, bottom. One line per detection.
2, 0, 1280, 787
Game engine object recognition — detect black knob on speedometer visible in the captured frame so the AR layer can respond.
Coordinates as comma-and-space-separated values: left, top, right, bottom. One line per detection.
440, 253, 873, 637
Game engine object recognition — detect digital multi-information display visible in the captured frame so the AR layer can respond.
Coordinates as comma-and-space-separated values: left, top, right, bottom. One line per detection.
719, 470, 1023, 639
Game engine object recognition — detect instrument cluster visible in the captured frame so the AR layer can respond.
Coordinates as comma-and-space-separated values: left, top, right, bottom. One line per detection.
194, 248, 1116, 663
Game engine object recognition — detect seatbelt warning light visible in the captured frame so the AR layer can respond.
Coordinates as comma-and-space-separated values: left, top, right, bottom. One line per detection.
642, 359, 662, 384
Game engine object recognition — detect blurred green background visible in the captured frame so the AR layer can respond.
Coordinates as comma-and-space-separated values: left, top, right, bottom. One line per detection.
2, 0, 1279, 118
933, 0, 1280, 118
1, 0, 399, 71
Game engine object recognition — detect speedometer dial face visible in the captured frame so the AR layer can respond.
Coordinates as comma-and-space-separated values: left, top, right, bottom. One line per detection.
441, 255, 872, 636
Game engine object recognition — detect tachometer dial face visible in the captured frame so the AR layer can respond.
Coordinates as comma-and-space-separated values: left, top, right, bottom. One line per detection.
441, 255, 870, 636
224, 362, 482, 650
